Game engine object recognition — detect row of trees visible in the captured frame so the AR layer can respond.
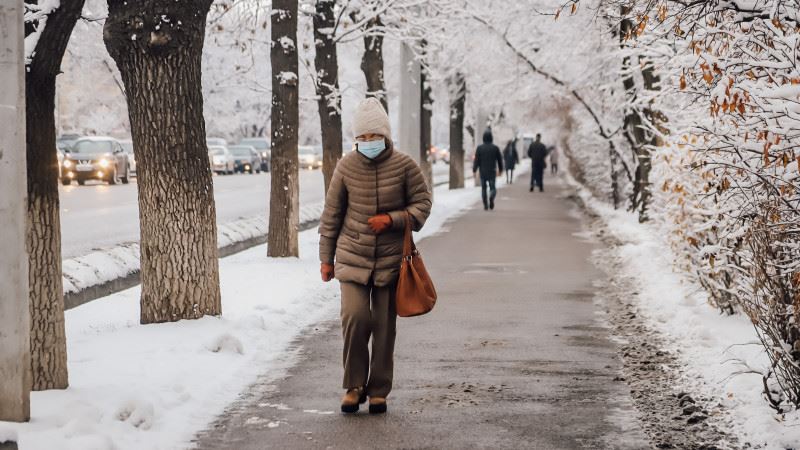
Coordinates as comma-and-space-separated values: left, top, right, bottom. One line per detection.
550, 0, 800, 411
23, 0, 524, 395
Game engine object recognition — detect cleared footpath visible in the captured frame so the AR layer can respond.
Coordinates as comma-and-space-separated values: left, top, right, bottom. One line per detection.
194, 174, 649, 450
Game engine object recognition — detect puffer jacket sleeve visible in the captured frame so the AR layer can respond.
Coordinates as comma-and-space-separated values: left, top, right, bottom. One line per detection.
319, 165, 347, 264
388, 158, 432, 232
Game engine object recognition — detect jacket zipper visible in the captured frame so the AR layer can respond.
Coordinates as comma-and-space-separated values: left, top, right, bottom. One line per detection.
373, 163, 379, 273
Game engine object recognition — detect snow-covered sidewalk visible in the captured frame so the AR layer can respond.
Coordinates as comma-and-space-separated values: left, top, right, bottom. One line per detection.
0, 166, 523, 450
570, 179, 800, 449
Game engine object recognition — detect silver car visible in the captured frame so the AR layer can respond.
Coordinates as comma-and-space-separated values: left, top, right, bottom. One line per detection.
208, 146, 235, 175
238, 137, 271, 172
299, 145, 323, 170
119, 139, 137, 175
62, 137, 131, 186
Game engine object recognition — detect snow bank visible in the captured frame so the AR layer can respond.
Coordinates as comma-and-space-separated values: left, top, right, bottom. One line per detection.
0, 174, 501, 450
62, 202, 326, 295
566, 175, 800, 449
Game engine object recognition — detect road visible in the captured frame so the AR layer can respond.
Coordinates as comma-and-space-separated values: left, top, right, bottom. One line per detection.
59, 164, 453, 259
58, 170, 325, 258
193, 176, 649, 449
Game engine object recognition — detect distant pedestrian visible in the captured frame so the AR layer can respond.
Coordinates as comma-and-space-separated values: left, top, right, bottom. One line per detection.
319, 98, 432, 415
473, 130, 504, 210
503, 139, 520, 184
527, 134, 548, 192
549, 145, 559, 174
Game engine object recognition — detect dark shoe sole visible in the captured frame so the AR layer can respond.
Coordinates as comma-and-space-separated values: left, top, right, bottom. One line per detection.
341, 403, 359, 414
369, 403, 387, 414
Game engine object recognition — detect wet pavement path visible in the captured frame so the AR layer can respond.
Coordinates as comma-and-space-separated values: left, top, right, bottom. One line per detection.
194, 175, 650, 449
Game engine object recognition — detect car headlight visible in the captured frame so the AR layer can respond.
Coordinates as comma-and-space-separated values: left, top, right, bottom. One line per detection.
98, 159, 110, 168
63, 159, 73, 168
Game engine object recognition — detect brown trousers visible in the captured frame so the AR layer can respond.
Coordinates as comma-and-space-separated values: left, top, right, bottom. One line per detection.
340, 280, 397, 398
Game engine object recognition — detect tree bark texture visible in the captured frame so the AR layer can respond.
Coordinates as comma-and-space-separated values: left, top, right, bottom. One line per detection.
104, 0, 222, 324
449, 73, 466, 190
420, 63, 433, 191
361, 16, 387, 114
25, 0, 86, 390
314, 0, 343, 194
268, 0, 300, 257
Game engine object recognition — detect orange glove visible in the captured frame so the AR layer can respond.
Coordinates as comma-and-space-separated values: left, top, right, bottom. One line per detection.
368, 214, 393, 234
321, 263, 335, 282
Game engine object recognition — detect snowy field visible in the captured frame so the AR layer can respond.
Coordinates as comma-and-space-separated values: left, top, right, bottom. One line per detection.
567, 176, 800, 449
0, 165, 522, 450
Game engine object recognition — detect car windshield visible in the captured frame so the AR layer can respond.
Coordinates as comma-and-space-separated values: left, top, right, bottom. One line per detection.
207, 138, 226, 146
299, 147, 315, 155
229, 147, 251, 156
72, 140, 113, 155
240, 139, 269, 150
210, 149, 226, 156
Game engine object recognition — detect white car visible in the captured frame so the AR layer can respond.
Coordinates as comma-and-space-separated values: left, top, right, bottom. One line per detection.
208, 146, 235, 175
298, 145, 323, 170
119, 139, 136, 175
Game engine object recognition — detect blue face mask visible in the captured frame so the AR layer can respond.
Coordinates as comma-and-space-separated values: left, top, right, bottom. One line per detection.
357, 139, 386, 159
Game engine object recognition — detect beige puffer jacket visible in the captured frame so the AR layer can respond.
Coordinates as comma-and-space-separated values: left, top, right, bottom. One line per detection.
319, 143, 432, 287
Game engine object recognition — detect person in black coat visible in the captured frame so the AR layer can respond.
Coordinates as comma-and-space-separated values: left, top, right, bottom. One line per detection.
473, 130, 504, 210
503, 140, 520, 184
527, 133, 548, 192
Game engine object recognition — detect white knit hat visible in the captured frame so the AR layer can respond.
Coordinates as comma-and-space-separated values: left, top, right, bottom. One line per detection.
352, 97, 391, 139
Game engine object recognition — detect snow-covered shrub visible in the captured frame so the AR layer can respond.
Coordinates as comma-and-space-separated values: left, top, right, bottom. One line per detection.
599, 0, 800, 409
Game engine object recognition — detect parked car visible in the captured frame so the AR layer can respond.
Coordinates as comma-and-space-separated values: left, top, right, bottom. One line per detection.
57, 133, 81, 152
228, 145, 261, 174
62, 136, 131, 186
298, 145, 323, 170
206, 137, 228, 147
238, 137, 271, 172
208, 145, 235, 175
119, 139, 136, 176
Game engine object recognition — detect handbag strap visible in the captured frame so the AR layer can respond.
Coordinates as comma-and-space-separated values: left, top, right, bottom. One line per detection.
402, 210, 416, 258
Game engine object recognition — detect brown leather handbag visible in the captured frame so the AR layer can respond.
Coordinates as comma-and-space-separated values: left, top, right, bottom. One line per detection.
395, 211, 437, 317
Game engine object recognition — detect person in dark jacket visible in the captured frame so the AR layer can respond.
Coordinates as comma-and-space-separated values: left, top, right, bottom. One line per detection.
503, 139, 520, 184
473, 130, 504, 210
527, 134, 548, 192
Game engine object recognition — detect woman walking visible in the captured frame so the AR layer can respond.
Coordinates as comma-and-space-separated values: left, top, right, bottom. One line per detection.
319, 98, 432, 414
503, 139, 520, 184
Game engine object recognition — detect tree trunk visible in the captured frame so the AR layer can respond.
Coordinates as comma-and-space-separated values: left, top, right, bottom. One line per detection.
314, 0, 343, 194
420, 63, 433, 192
104, 0, 222, 324
620, 7, 660, 222
25, 0, 86, 390
361, 17, 387, 113
449, 73, 466, 190
268, 0, 300, 257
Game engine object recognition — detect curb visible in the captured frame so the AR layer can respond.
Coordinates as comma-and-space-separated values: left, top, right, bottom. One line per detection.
63, 219, 320, 310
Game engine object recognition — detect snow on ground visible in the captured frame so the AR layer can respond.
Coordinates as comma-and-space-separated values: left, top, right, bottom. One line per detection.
565, 176, 800, 449
0, 167, 517, 450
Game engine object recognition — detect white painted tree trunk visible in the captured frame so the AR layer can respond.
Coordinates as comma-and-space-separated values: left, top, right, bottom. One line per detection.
0, 0, 31, 423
